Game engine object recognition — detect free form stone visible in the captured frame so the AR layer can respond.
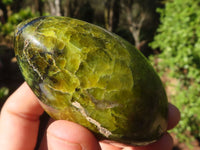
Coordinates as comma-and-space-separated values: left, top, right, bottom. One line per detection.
14, 16, 168, 146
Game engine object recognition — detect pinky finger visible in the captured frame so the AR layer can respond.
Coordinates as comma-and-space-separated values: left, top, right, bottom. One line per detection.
100, 133, 173, 150
133, 133, 173, 150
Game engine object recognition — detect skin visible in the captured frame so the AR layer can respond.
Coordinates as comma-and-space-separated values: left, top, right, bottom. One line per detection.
0, 82, 180, 150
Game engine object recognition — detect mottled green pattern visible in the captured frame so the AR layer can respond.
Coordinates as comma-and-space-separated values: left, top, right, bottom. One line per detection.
14, 16, 168, 145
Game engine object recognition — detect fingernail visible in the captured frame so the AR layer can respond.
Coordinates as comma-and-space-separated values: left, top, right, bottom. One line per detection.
47, 132, 82, 150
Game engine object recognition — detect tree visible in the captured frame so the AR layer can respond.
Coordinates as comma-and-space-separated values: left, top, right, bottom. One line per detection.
35, 0, 44, 16
121, 0, 162, 51
122, 0, 146, 49
104, 0, 120, 32
47, 0, 61, 16
151, 0, 200, 145
60, 0, 85, 18
0, 0, 8, 24
60, 0, 94, 22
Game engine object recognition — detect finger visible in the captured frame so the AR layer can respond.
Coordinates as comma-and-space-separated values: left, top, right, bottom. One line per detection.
101, 132, 173, 150
38, 118, 52, 150
100, 140, 136, 150
167, 103, 180, 130
99, 141, 122, 150
133, 133, 173, 150
46, 120, 101, 150
0, 82, 44, 150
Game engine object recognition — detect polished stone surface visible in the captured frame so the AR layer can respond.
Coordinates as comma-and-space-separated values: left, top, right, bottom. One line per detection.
14, 16, 168, 146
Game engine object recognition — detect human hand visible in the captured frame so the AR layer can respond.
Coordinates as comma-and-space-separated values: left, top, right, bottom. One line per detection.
0, 82, 180, 150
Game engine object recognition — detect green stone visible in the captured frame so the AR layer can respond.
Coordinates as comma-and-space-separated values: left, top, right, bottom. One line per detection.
14, 16, 168, 146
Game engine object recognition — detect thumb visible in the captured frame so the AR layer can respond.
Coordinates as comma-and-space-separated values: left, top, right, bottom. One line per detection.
46, 120, 101, 150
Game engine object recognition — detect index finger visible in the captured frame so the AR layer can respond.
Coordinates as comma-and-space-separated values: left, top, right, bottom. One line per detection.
0, 82, 44, 150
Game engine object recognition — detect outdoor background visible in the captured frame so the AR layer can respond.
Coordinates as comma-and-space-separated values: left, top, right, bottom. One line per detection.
1, 0, 200, 149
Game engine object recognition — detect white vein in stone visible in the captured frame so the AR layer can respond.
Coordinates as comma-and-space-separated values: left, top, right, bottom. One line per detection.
72, 101, 112, 137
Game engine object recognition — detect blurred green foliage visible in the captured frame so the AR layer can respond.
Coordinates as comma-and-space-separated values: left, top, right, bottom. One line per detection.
150, 0, 200, 145
0, 87, 9, 108
0, 87, 9, 99
2, 0, 13, 5
0, 7, 39, 36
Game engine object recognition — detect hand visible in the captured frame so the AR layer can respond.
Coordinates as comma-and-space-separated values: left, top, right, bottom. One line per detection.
0, 82, 180, 150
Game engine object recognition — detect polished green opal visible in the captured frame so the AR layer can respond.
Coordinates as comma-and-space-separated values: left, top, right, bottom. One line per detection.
14, 16, 168, 146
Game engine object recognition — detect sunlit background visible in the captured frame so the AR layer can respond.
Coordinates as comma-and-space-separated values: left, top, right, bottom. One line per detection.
0, 0, 200, 149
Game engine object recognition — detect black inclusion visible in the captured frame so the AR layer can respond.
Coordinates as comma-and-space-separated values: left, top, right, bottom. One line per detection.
16, 16, 47, 35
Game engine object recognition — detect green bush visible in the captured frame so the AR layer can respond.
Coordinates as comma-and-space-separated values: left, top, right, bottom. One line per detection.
150, 0, 200, 145
0, 87, 9, 99
0, 7, 39, 36
0, 87, 9, 108
2, 0, 13, 5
